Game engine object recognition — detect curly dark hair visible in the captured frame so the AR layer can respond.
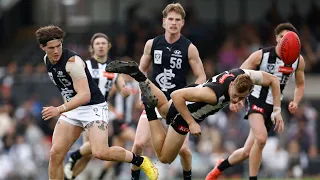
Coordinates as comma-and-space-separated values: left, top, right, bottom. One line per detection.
274, 23, 298, 36
35, 25, 66, 46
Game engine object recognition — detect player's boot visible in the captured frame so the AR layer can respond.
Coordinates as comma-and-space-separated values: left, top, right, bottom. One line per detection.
105, 60, 147, 82
139, 81, 158, 109
205, 159, 223, 180
139, 156, 159, 180
64, 157, 77, 180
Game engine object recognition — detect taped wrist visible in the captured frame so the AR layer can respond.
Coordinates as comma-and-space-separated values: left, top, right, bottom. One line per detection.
145, 107, 158, 121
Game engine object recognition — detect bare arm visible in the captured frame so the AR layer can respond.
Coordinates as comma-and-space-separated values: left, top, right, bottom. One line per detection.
293, 55, 305, 104
188, 44, 206, 84
244, 69, 281, 108
240, 50, 262, 69
171, 86, 217, 125
139, 39, 153, 75
58, 56, 91, 112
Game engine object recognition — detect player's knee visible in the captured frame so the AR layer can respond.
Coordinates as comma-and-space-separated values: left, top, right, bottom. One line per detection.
179, 146, 191, 159
49, 146, 65, 163
133, 141, 145, 154
158, 156, 174, 164
91, 147, 109, 160
82, 154, 93, 161
243, 149, 250, 158
255, 135, 267, 147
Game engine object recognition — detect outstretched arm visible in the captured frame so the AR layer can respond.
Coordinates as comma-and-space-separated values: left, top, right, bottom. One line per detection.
171, 86, 217, 135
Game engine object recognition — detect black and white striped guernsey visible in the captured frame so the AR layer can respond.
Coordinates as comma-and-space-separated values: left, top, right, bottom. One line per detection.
85, 58, 119, 100
251, 46, 299, 105
168, 69, 246, 123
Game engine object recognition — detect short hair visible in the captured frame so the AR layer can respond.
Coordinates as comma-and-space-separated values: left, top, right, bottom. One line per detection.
274, 23, 298, 35
89, 33, 111, 55
162, 3, 186, 19
35, 25, 65, 46
233, 74, 253, 93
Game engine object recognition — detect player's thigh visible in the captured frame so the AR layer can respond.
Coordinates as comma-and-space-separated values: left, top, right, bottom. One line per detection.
161, 126, 186, 162
52, 119, 83, 155
180, 133, 190, 149
134, 114, 151, 146
248, 113, 268, 139
82, 130, 89, 143
86, 120, 109, 150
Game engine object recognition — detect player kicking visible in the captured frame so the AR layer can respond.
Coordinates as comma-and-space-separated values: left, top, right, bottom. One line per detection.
36, 26, 158, 180
104, 60, 284, 173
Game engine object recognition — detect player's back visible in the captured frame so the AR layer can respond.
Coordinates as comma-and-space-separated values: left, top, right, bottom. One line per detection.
150, 34, 191, 100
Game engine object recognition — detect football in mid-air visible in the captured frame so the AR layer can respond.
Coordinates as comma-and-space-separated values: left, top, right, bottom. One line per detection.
277, 31, 301, 65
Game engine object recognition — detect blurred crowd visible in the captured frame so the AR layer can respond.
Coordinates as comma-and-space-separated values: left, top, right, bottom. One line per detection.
0, 1, 320, 179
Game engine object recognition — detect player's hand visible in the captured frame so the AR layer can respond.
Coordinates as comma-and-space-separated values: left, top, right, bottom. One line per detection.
189, 122, 201, 136
229, 101, 244, 112
42, 106, 60, 120
121, 85, 131, 98
271, 108, 284, 133
288, 101, 298, 114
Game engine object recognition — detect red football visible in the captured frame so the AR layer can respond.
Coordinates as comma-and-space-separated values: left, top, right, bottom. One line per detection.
277, 31, 301, 65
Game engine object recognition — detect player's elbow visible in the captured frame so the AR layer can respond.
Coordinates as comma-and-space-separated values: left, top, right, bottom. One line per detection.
81, 92, 91, 104
270, 75, 280, 86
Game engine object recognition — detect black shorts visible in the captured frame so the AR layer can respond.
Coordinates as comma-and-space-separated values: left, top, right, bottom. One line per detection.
244, 95, 274, 132
112, 120, 129, 136
166, 103, 201, 135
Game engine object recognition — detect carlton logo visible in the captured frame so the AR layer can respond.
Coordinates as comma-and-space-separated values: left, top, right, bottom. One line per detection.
178, 125, 189, 132
252, 104, 264, 113
219, 73, 235, 84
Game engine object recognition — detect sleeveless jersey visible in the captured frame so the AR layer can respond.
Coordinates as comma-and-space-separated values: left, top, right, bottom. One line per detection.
45, 49, 105, 106
251, 46, 299, 105
151, 34, 191, 100
85, 58, 119, 100
169, 69, 246, 122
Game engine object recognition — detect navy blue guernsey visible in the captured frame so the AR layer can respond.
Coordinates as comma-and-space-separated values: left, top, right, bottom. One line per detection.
151, 34, 191, 100
167, 69, 246, 123
45, 49, 105, 106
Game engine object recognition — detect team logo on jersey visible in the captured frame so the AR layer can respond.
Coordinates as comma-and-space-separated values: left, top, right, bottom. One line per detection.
155, 68, 176, 91
92, 69, 99, 78
266, 64, 275, 73
154, 50, 162, 64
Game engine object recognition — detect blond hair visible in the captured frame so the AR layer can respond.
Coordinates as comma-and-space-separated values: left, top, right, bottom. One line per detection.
162, 3, 186, 19
233, 74, 253, 93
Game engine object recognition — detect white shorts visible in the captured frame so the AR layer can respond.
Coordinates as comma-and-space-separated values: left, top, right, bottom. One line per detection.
59, 102, 108, 128
141, 108, 163, 119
